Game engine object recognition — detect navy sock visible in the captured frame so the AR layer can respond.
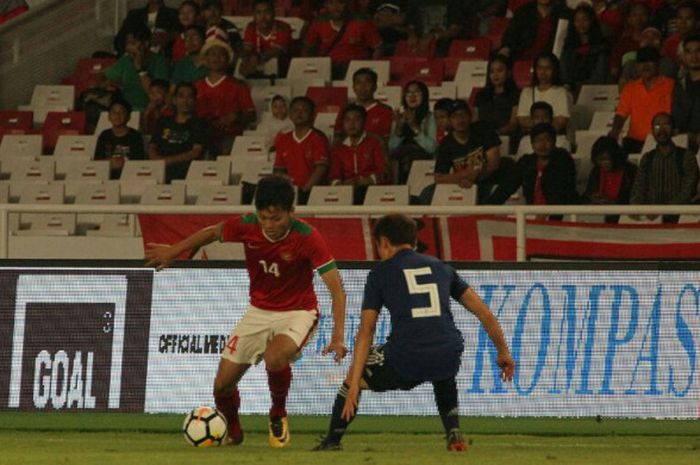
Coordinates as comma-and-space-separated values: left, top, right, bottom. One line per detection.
326, 382, 357, 444
433, 377, 459, 434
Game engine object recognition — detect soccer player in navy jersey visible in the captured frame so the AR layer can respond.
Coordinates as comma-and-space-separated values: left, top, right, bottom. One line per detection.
314, 213, 515, 452
145, 175, 347, 448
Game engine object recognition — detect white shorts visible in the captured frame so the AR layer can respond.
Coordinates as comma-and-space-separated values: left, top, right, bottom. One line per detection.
221, 305, 319, 365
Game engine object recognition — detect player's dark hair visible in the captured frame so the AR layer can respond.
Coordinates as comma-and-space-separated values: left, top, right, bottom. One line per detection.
373, 214, 417, 247
353, 67, 378, 86
591, 136, 626, 169
530, 101, 554, 119
255, 175, 295, 211
433, 97, 454, 113
290, 96, 316, 114
185, 24, 206, 41
175, 81, 197, 97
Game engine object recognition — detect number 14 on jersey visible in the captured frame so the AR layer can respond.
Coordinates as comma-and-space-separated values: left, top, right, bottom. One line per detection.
259, 260, 280, 277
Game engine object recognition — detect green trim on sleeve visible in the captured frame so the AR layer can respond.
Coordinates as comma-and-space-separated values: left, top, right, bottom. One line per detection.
317, 260, 337, 275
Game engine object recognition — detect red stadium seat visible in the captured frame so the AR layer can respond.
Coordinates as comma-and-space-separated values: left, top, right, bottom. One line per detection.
390, 58, 443, 87
0, 111, 33, 141
305, 86, 348, 113
485, 17, 511, 51
69, 57, 117, 95
393, 38, 436, 59
42, 111, 86, 154
513, 60, 533, 89
447, 38, 492, 61
468, 87, 483, 108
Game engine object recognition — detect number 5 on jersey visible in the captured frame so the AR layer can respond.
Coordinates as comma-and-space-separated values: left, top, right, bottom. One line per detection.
259, 260, 280, 277
403, 267, 440, 318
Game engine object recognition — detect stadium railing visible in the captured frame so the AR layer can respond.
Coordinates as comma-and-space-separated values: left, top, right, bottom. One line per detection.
2, 203, 700, 261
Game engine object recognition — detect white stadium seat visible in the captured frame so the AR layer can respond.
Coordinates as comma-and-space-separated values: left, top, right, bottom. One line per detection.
308, 185, 353, 205
363, 185, 409, 206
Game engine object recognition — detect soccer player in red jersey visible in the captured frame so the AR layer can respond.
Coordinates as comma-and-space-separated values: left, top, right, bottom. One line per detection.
274, 96, 330, 204
145, 175, 347, 448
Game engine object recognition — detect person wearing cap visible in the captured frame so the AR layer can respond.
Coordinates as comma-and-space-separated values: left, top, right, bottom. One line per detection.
487, 123, 579, 210
103, 23, 171, 112
194, 29, 256, 155
240, 0, 293, 78
370, 0, 421, 56
609, 46, 675, 155
425, 99, 504, 205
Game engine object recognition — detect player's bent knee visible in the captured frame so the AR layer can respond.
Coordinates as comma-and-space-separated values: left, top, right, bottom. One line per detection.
213, 378, 235, 397
263, 352, 289, 372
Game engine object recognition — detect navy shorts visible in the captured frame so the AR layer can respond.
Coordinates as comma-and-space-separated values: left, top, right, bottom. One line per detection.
362, 344, 422, 392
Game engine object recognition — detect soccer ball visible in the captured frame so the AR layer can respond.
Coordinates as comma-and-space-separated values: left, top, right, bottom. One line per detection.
182, 406, 228, 447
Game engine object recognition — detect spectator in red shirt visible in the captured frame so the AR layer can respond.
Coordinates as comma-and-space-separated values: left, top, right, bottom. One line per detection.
240, 0, 293, 78
195, 29, 256, 154
274, 97, 330, 204
302, 0, 383, 79
329, 104, 387, 204
333, 67, 394, 143
172, 1, 201, 63
142, 78, 172, 136
591, 0, 624, 39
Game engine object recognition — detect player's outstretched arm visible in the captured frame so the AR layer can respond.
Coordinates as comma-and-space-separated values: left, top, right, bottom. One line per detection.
460, 288, 516, 382
144, 223, 224, 271
342, 309, 378, 421
320, 267, 348, 362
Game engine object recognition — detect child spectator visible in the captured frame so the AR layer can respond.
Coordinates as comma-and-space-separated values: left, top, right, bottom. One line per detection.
103, 24, 171, 112
560, 4, 609, 93
172, 1, 201, 63
487, 123, 579, 208
142, 78, 171, 136
474, 54, 520, 138
334, 67, 394, 142
389, 80, 437, 184
329, 104, 387, 204
195, 29, 256, 155
610, 47, 674, 154
583, 136, 637, 223
517, 52, 572, 135
262, 94, 294, 147
148, 82, 207, 182
240, 0, 293, 78
94, 99, 146, 179
171, 25, 208, 87
273, 96, 330, 204
433, 98, 453, 145
516, 101, 571, 157
303, 0, 383, 79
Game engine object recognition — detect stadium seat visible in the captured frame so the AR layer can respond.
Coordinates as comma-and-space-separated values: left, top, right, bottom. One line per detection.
571, 154, 593, 193
453, 61, 488, 99
618, 215, 663, 224
250, 84, 293, 117
431, 184, 477, 205
277, 16, 305, 40
407, 160, 435, 198
234, 155, 274, 185
85, 212, 139, 237
41, 111, 86, 153
306, 86, 348, 113
393, 38, 436, 58
63, 159, 110, 184
26, 85, 75, 124
8, 157, 55, 184
428, 83, 457, 109
119, 160, 165, 200
447, 38, 492, 61
93, 110, 141, 135
390, 57, 443, 86
186, 159, 231, 185
0, 181, 9, 203
194, 184, 243, 205
287, 57, 332, 83
574, 130, 606, 158
230, 135, 270, 157
513, 60, 533, 89
588, 111, 616, 131
484, 17, 510, 50
314, 112, 337, 140
0, 134, 42, 160
0, 111, 33, 141
140, 183, 186, 205
363, 185, 409, 206
73, 182, 120, 232
308, 185, 353, 205
53, 134, 96, 159
222, 15, 252, 33
69, 57, 117, 95
576, 85, 620, 112
344, 60, 390, 85
16, 183, 74, 236
374, 86, 402, 110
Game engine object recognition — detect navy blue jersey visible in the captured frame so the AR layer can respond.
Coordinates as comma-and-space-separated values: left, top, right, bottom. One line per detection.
361, 249, 469, 382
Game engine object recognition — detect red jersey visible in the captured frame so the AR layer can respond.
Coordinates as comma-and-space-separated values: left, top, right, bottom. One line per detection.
329, 133, 386, 183
194, 76, 255, 126
274, 128, 329, 187
334, 101, 393, 138
304, 14, 382, 63
243, 19, 292, 55
221, 214, 336, 311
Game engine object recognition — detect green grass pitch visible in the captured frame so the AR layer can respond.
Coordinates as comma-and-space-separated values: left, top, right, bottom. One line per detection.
1, 413, 699, 465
